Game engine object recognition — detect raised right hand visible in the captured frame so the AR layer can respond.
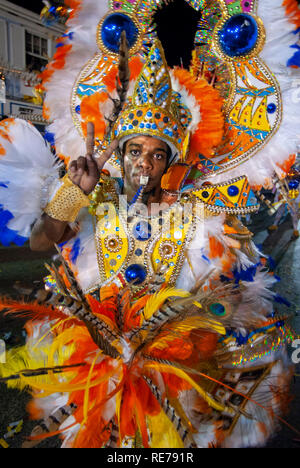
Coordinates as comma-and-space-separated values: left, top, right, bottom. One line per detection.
68, 122, 119, 195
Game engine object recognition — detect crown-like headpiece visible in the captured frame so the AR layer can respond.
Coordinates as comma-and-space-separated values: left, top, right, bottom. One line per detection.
114, 41, 189, 161
113, 39, 224, 166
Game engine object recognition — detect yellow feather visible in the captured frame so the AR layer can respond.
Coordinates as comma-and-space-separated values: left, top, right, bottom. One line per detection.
144, 362, 226, 413
143, 288, 190, 321
166, 316, 225, 335
0, 340, 74, 392
32, 317, 75, 351
83, 350, 103, 421
148, 410, 184, 448
148, 316, 225, 352
23, 363, 121, 395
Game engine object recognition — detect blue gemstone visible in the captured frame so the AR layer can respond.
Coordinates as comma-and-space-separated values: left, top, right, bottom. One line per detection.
289, 180, 299, 190
227, 185, 239, 197
101, 13, 139, 54
135, 248, 143, 256
267, 103, 277, 114
75, 105, 81, 114
218, 14, 259, 57
133, 221, 152, 241
125, 264, 147, 285
209, 303, 226, 316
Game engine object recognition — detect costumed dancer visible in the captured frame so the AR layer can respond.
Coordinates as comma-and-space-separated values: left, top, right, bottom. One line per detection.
0, 0, 299, 448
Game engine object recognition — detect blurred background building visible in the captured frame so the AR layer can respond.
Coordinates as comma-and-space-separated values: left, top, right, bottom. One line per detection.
0, 0, 65, 132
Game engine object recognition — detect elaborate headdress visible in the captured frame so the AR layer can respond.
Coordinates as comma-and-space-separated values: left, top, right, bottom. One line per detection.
113, 39, 224, 168
36, 0, 299, 190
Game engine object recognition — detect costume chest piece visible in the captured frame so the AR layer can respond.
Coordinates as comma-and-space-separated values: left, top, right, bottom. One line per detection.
93, 194, 197, 293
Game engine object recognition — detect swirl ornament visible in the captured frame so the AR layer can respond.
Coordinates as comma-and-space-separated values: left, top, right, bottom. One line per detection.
158, 241, 178, 260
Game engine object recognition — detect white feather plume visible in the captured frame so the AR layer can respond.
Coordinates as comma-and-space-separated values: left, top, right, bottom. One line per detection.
43, 0, 110, 164
0, 119, 60, 240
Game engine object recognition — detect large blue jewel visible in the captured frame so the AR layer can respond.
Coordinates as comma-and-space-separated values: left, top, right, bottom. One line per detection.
101, 13, 139, 54
218, 14, 259, 58
125, 264, 147, 285
133, 221, 152, 241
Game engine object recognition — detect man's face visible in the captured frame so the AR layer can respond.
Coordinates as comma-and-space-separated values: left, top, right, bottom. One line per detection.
123, 135, 169, 194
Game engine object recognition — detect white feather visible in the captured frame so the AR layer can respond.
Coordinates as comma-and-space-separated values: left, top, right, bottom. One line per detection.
0, 119, 60, 239
176, 214, 226, 291
43, 0, 110, 163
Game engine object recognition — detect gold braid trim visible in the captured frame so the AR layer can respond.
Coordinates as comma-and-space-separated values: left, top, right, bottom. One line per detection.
44, 175, 90, 223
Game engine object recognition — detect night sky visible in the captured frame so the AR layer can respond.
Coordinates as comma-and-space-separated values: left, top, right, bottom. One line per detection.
8, 0, 45, 14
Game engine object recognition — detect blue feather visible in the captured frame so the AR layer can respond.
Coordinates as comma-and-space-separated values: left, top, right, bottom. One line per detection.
44, 132, 56, 146
233, 263, 259, 283
0, 208, 27, 246
274, 294, 291, 307
0, 226, 27, 247
70, 238, 81, 265
0, 209, 14, 228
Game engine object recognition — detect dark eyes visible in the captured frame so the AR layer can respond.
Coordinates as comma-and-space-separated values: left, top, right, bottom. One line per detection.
130, 149, 140, 157
129, 150, 165, 160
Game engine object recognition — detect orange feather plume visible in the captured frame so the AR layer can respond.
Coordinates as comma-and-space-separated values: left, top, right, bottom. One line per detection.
172, 68, 225, 163
283, 0, 300, 28
0, 297, 78, 325
80, 91, 107, 140
102, 56, 144, 93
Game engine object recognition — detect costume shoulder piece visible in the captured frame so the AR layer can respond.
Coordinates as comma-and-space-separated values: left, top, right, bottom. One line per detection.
191, 175, 260, 215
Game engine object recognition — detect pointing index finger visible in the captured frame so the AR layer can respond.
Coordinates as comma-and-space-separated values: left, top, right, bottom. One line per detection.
86, 122, 95, 156
94, 139, 120, 171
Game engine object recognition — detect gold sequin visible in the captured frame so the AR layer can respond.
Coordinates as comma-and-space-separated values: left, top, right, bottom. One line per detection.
44, 175, 90, 223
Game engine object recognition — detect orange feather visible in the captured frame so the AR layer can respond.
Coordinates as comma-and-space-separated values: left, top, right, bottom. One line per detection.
172, 68, 225, 163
